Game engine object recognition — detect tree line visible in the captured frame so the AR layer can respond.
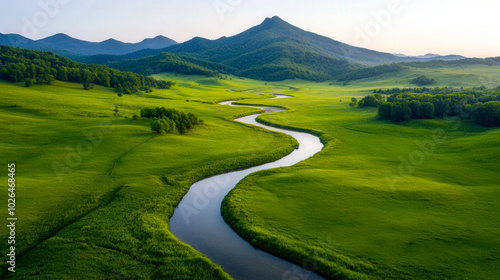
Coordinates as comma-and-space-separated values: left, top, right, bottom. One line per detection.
140, 107, 203, 135
353, 87, 500, 126
400, 57, 500, 69
373, 86, 498, 95
0, 46, 175, 93
336, 64, 403, 82
108, 53, 225, 78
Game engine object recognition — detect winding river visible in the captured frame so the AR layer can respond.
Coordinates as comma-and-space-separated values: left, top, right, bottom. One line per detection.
170, 96, 325, 280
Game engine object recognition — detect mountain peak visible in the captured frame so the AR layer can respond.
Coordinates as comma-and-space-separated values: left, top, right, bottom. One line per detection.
103, 38, 121, 43
48, 33, 72, 39
38, 33, 81, 44
248, 16, 297, 35
153, 35, 168, 40
262, 16, 287, 26
264, 16, 284, 22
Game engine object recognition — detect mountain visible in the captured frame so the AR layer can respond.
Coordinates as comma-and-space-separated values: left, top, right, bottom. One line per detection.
138, 36, 180, 50
0, 33, 33, 47
101, 16, 468, 81
2, 16, 469, 82
0, 33, 76, 57
393, 53, 465, 61
159, 16, 465, 66
108, 52, 236, 78
0, 33, 178, 56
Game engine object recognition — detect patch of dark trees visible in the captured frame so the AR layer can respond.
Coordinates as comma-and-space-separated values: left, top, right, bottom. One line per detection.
0, 46, 175, 94
353, 87, 500, 127
140, 107, 203, 135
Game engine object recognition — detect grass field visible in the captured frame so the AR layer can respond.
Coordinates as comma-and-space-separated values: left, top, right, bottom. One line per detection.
223, 69, 500, 279
1, 65, 499, 279
0, 76, 298, 279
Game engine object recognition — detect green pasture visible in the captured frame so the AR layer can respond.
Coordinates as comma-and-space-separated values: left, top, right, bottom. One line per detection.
223, 70, 500, 279
0, 65, 499, 279
0, 78, 297, 279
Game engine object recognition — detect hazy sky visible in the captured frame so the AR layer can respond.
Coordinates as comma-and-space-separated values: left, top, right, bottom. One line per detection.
1, 0, 499, 58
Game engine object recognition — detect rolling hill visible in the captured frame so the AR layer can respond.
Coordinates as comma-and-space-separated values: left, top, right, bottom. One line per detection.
152, 16, 466, 66
81, 16, 468, 81
83, 16, 465, 65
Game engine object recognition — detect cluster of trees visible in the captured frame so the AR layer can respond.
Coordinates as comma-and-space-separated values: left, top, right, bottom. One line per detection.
352, 94, 386, 107
378, 100, 437, 122
475, 101, 500, 127
411, 75, 436, 86
109, 53, 225, 78
140, 107, 203, 135
337, 64, 403, 82
233, 43, 358, 82
372, 86, 500, 96
372, 87, 458, 95
0, 46, 175, 93
355, 87, 500, 126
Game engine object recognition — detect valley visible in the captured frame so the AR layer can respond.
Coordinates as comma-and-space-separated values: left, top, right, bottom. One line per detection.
0, 13, 499, 280
1, 67, 499, 279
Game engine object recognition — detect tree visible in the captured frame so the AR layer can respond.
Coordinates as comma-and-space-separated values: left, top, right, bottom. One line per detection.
361, 95, 376, 107
434, 99, 451, 117
475, 101, 500, 127
378, 102, 392, 119
144, 107, 201, 134
150, 119, 162, 134
349, 97, 358, 107
57, 66, 68, 81
68, 68, 81, 82
421, 102, 435, 119
408, 100, 423, 119
391, 102, 412, 122
36, 73, 54, 85
150, 118, 176, 134
177, 123, 187, 135
29, 64, 36, 79
82, 69, 95, 90
83, 81, 94, 90
24, 78, 33, 87
411, 75, 436, 86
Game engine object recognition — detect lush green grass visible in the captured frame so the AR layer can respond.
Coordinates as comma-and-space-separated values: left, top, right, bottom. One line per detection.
1, 65, 499, 279
223, 72, 500, 279
0, 77, 298, 279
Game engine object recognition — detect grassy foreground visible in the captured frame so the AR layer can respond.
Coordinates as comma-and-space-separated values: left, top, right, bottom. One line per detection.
0, 75, 298, 279
222, 66, 500, 279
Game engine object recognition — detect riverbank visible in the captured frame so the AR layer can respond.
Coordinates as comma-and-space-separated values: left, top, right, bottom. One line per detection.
170, 99, 325, 279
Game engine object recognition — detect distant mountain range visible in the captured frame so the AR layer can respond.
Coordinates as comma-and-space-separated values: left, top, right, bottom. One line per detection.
0, 33, 177, 56
392, 53, 464, 60
107, 16, 468, 81
0, 16, 470, 81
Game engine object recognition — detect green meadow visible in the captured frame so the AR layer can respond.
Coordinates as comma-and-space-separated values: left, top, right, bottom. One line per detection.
223, 67, 500, 279
0, 76, 298, 279
1, 65, 499, 279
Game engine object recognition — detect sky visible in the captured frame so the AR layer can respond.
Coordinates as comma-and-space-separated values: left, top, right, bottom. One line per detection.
1, 0, 499, 58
